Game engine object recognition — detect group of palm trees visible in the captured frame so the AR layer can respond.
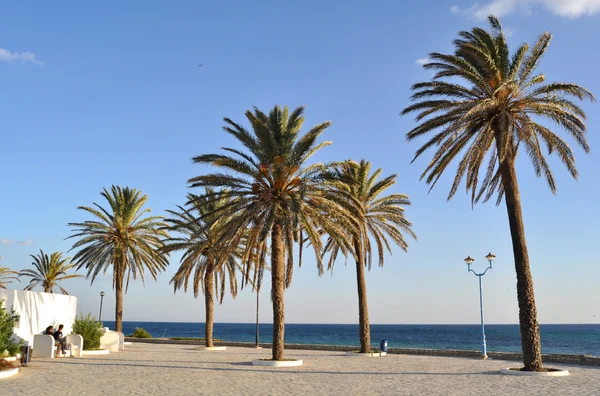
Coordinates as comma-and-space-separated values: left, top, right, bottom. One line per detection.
0, 16, 594, 372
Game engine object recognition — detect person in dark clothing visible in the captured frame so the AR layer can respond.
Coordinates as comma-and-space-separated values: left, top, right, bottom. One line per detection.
53, 324, 67, 357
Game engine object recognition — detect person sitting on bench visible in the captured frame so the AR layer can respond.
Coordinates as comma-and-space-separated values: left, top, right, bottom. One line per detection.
42, 325, 66, 357
53, 324, 68, 357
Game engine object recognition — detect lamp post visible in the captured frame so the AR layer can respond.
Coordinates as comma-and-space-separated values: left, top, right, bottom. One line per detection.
463, 252, 496, 359
99, 291, 105, 322
255, 266, 263, 349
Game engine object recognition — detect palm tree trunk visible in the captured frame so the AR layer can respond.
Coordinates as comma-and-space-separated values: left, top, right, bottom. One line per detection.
44, 286, 51, 293
115, 261, 125, 332
204, 264, 215, 348
271, 223, 285, 361
500, 160, 543, 371
354, 239, 370, 353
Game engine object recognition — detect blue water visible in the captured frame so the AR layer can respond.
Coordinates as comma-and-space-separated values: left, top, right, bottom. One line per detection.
106, 322, 600, 356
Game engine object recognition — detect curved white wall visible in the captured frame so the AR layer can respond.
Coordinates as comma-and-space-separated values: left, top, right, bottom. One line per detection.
0, 289, 78, 345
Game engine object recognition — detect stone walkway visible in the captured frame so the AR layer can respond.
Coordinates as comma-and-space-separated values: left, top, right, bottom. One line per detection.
2, 343, 599, 395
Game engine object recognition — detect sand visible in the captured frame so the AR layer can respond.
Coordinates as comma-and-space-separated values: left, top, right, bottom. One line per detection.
2, 343, 599, 395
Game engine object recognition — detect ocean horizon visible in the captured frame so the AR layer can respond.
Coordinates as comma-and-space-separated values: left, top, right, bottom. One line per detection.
107, 321, 600, 357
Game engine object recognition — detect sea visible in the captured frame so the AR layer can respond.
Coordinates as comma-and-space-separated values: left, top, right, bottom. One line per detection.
105, 322, 600, 356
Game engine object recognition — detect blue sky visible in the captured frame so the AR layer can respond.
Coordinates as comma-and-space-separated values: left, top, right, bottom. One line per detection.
1, 0, 599, 325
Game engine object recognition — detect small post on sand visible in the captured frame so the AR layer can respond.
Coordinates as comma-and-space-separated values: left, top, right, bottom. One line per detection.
463, 253, 496, 359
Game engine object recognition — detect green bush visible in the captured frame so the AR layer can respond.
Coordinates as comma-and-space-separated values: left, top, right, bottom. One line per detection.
129, 327, 152, 338
72, 313, 104, 350
0, 299, 21, 357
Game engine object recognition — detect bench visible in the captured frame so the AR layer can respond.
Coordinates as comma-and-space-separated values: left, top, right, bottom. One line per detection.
32, 334, 84, 358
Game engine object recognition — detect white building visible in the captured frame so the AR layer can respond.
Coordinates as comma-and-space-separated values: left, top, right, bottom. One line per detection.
0, 289, 78, 344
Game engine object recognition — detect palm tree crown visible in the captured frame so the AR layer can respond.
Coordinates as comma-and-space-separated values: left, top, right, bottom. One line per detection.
402, 15, 595, 205
0, 257, 20, 289
325, 159, 416, 270
190, 105, 353, 282
189, 105, 353, 360
19, 250, 82, 294
68, 186, 169, 331
165, 190, 241, 301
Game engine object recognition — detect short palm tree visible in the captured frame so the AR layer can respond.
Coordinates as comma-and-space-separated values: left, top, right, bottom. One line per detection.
324, 160, 416, 353
68, 186, 169, 332
402, 16, 594, 371
189, 105, 353, 361
164, 190, 243, 348
19, 250, 82, 294
0, 258, 20, 289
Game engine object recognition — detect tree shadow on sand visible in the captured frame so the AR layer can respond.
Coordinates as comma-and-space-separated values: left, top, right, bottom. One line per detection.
51, 360, 502, 376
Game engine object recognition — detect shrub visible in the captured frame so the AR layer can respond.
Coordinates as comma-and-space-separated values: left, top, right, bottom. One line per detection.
129, 327, 152, 338
72, 313, 104, 350
0, 299, 21, 357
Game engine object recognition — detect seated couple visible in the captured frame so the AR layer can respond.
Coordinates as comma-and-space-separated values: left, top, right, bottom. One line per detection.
43, 325, 70, 358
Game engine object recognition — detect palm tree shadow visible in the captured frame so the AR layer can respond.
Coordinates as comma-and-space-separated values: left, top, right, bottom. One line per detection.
52, 360, 502, 376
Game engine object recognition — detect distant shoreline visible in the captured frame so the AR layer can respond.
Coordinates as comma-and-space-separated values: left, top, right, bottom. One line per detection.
108, 321, 600, 326
112, 322, 600, 356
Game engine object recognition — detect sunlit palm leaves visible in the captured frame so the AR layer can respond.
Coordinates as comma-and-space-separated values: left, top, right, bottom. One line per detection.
165, 190, 241, 303
325, 159, 416, 270
402, 15, 594, 206
0, 258, 19, 289
189, 106, 354, 286
19, 250, 82, 294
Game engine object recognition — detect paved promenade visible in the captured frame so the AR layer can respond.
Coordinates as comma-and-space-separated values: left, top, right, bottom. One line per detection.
2, 343, 599, 395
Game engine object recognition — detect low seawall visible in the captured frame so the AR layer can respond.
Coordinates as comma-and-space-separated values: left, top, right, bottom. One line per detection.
124, 337, 600, 367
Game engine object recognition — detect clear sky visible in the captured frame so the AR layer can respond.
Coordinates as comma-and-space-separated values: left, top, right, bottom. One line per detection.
1, 0, 599, 325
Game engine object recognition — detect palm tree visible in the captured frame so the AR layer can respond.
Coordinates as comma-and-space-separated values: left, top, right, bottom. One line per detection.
189, 105, 353, 361
324, 160, 416, 353
19, 250, 82, 294
68, 186, 169, 332
164, 190, 243, 348
402, 16, 594, 371
0, 257, 20, 289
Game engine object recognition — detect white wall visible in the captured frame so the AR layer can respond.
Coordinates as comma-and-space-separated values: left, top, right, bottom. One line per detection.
0, 289, 78, 345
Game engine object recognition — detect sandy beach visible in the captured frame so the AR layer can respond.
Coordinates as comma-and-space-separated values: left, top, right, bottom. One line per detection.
2, 343, 599, 395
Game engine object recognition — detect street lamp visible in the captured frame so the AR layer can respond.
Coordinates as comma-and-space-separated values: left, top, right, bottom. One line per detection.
255, 266, 264, 349
99, 291, 105, 322
463, 252, 495, 359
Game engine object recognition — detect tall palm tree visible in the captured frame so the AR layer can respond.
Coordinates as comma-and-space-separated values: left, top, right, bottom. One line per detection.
68, 186, 169, 332
164, 190, 243, 348
19, 250, 82, 294
324, 160, 416, 353
189, 105, 353, 361
402, 16, 594, 371
0, 257, 20, 289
